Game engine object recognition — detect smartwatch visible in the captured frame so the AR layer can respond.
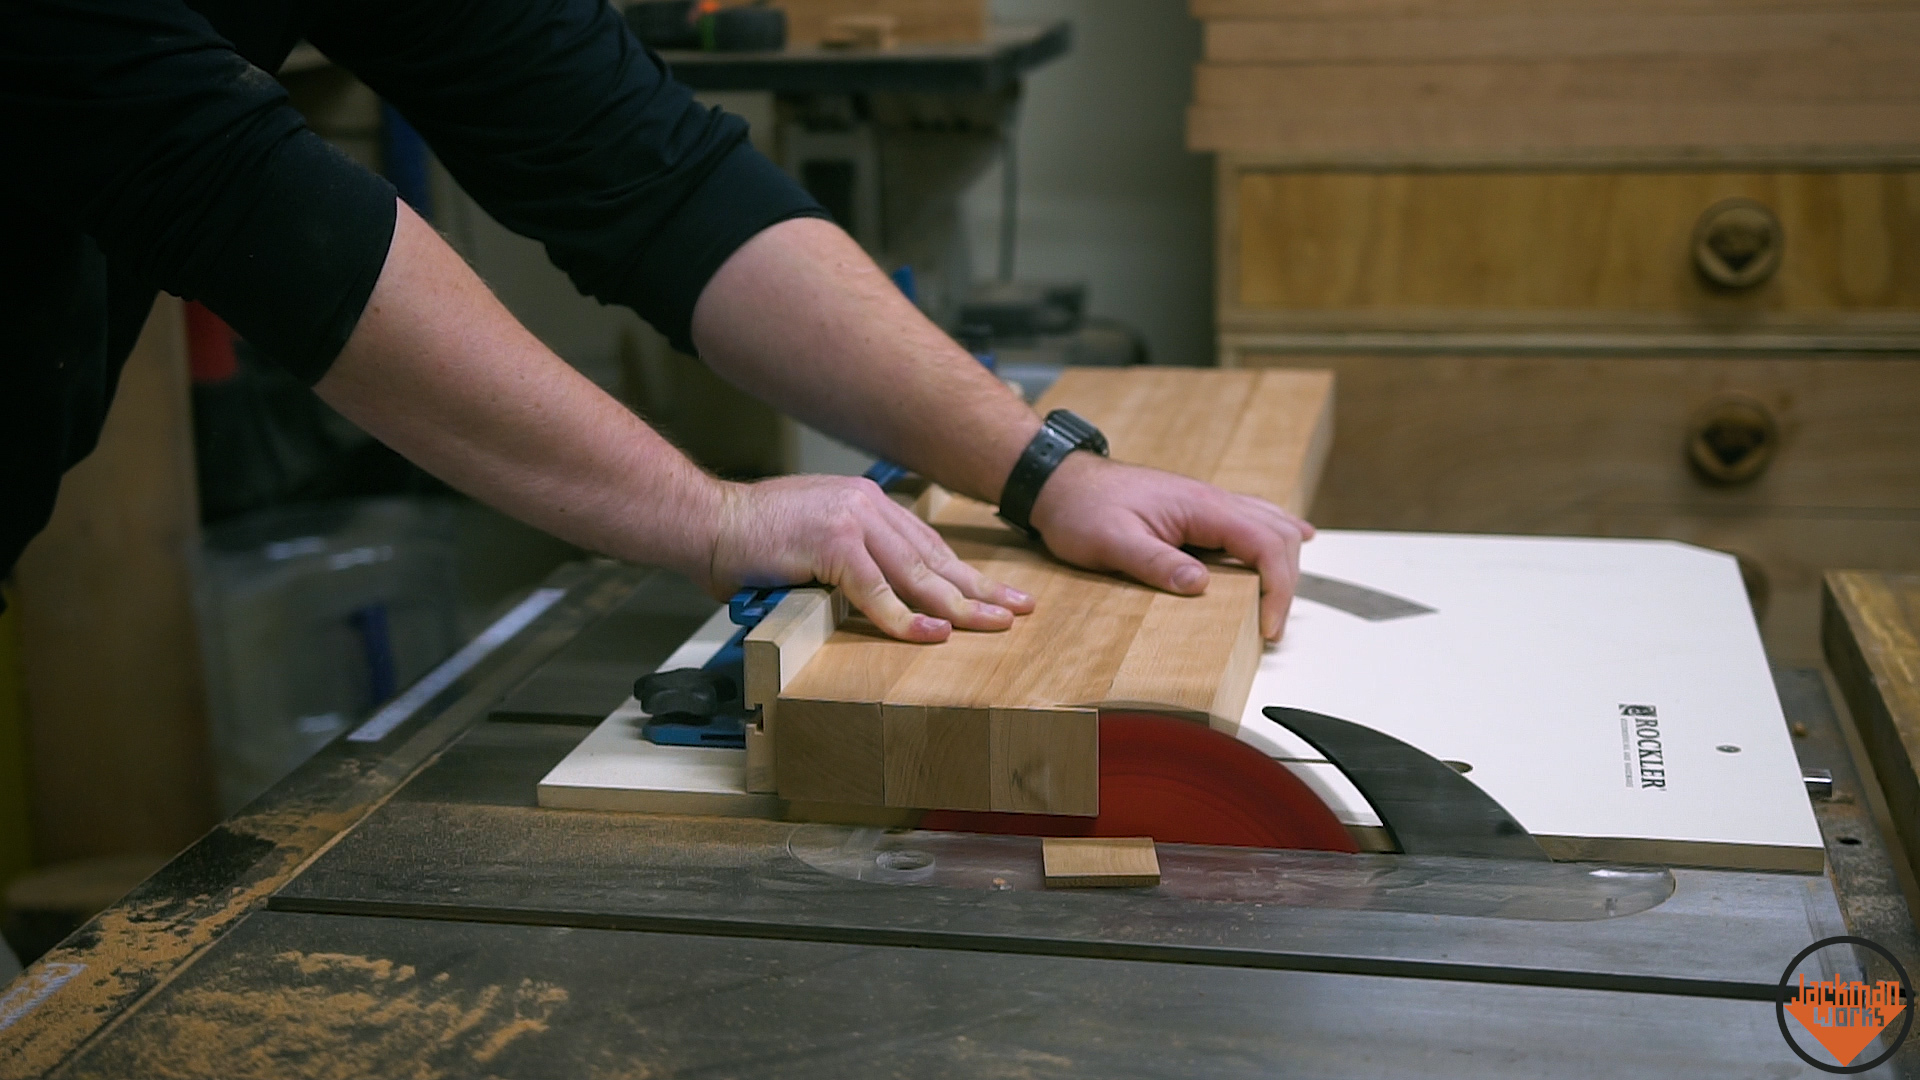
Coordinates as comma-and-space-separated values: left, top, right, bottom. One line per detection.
997, 409, 1109, 538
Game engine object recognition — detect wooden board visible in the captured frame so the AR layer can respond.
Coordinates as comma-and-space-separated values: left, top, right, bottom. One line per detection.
1823, 571, 1920, 895
771, 368, 1335, 815
1042, 837, 1161, 888
771, 0, 985, 46
12, 296, 219, 863
537, 607, 781, 818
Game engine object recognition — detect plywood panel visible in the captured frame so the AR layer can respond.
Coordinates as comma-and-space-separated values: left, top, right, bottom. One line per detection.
770, 368, 1334, 815
13, 297, 217, 863
1823, 571, 1920, 890
1230, 170, 1920, 315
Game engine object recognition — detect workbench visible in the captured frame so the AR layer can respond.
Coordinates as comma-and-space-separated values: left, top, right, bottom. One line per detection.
3, 561, 1917, 1078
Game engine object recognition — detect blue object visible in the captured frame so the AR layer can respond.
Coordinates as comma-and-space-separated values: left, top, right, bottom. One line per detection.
890, 265, 919, 305
861, 460, 913, 490
642, 621, 751, 747
728, 586, 790, 627
646, 588, 788, 748
348, 603, 397, 708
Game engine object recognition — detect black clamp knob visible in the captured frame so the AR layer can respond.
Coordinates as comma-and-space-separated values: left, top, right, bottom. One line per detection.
634, 668, 740, 720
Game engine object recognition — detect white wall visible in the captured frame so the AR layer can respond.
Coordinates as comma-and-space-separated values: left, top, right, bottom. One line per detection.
965, 0, 1214, 367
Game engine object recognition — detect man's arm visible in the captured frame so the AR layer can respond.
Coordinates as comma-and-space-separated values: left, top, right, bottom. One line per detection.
316, 202, 1030, 643
692, 218, 1314, 640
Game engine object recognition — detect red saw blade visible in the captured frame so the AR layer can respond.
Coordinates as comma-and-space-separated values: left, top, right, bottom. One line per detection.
920, 711, 1358, 851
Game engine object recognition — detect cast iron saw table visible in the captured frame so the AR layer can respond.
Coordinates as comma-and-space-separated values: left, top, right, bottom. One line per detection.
4, 562, 1918, 1078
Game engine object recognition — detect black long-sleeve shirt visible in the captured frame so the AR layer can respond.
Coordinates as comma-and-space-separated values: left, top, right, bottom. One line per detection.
0, 0, 825, 587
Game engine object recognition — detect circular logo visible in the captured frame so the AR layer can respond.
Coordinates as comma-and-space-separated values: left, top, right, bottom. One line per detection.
1776, 935, 1913, 1073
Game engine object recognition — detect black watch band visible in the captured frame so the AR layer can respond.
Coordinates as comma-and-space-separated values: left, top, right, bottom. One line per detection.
997, 409, 1109, 538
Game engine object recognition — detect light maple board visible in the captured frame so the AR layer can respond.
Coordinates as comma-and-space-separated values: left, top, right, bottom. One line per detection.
1244, 531, 1824, 872
536, 607, 778, 817
769, 368, 1335, 816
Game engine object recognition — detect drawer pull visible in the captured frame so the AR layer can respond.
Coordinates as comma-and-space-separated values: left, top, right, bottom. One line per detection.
1692, 198, 1783, 289
1687, 397, 1777, 485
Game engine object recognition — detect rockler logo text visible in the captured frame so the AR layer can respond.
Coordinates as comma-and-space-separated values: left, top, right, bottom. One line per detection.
1619, 704, 1667, 789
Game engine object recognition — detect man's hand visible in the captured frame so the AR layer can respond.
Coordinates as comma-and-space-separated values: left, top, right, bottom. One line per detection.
1029, 454, 1314, 641
706, 475, 1034, 643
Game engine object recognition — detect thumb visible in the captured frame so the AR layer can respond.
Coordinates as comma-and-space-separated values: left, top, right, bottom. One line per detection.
1107, 523, 1209, 596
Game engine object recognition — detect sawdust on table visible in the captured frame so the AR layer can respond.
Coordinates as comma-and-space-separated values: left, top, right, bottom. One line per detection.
83, 948, 569, 1079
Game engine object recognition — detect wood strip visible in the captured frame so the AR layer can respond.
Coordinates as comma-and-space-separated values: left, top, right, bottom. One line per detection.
1042, 836, 1161, 888
1106, 571, 1263, 734
883, 704, 991, 810
1188, 103, 1920, 157
743, 588, 846, 791
990, 707, 1099, 815
1822, 571, 1920, 891
1210, 369, 1335, 514
1203, 12, 1920, 65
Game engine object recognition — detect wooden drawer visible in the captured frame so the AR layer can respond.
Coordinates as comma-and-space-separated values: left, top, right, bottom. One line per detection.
1235, 351, 1920, 662
1221, 167, 1920, 347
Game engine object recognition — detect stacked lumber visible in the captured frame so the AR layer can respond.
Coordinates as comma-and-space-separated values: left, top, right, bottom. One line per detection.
1186, 0, 1920, 160
751, 368, 1335, 816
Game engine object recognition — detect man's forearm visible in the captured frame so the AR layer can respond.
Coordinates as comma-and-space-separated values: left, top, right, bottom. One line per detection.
315, 201, 724, 580
689, 217, 1041, 505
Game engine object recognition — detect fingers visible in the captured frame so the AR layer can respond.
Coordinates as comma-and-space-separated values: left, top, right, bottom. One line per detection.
881, 496, 1035, 614
1098, 518, 1213, 597
1208, 500, 1304, 641
818, 481, 1031, 642
833, 542, 952, 643
859, 510, 1017, 632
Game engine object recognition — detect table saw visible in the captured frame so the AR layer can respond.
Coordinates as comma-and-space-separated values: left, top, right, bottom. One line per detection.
5, 371, 1919, 1078
0, 556, 1915, 1077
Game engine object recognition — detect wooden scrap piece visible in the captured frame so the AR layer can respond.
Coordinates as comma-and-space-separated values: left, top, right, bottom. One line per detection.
1042, 837, 1161, 889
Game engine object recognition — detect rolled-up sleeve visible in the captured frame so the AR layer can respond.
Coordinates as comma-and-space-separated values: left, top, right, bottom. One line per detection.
0, 0, 398, 383
310, 0, 826, 355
